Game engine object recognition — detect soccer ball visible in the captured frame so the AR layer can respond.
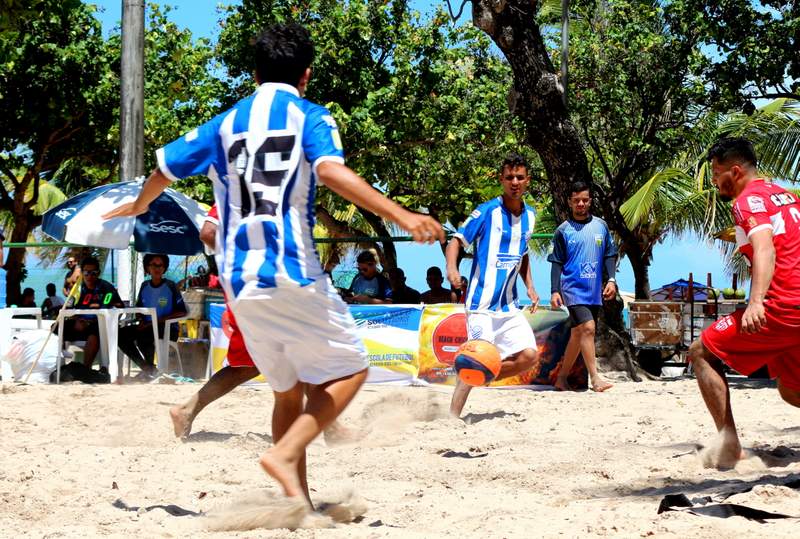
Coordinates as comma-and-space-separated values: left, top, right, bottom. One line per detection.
454, 340, 502, 386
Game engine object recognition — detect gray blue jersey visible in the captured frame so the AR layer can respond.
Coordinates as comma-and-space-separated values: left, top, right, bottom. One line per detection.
548, 216, 617, 306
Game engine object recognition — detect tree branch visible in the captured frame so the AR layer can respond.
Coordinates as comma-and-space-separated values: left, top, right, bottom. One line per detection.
445, 0, 470, 22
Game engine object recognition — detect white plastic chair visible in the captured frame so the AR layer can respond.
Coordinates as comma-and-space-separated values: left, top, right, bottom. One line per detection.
157, 314, 191, 375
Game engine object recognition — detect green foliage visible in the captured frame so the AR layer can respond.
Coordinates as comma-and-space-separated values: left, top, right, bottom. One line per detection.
216, 0, 539, 231
668, 0, 799, 109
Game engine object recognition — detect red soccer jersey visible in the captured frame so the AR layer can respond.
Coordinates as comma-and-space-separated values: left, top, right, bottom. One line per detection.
732, 179, 800, 305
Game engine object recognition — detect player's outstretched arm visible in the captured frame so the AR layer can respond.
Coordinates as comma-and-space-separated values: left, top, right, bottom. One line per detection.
102, 169, 172, 220
742, 229, 775, 333
317, 161, 444, 244
519, 253, 539, 312
444, 237, 462, 289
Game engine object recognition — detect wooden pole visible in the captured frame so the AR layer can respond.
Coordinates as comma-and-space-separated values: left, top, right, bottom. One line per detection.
120, 0, 145, 182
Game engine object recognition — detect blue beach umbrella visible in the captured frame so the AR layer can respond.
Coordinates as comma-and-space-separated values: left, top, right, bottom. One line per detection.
42, 179, 206, 255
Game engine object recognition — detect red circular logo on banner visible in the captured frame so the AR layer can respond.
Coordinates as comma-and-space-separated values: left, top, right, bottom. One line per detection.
432, 313, 468, 365
221, 309, 234, 339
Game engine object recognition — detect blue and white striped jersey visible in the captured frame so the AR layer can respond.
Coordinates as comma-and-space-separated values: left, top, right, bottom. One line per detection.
157, 83, 344, 299
455, 197, 536, 312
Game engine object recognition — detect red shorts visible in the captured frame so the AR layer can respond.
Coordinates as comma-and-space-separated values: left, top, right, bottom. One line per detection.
224, 309, 255, 368
701, 304, 800, 391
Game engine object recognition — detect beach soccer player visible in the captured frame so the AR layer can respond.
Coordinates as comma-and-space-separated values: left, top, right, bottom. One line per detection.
104, 23, 443, 503
445, 153, 540, 418
169, 204, 261, 438
548, 181, 617, 392
170, 207, 355, 446
689, 137, 800, 468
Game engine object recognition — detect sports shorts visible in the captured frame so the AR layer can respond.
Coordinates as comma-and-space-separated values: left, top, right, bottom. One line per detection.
567, 304, 600, 326
228, 278, 368, 393
466, 310, 536, 359
223, 309, 254, 368
701, 303, 800, 391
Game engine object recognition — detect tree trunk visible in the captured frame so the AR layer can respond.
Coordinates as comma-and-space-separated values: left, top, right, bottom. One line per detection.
472, 0, 591, 221
625, 240, 651, 300
6, 213, 35, 306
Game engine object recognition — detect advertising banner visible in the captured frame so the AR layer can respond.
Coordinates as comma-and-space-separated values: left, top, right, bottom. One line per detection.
350, 304, 424, 384
418, 305, 586, 387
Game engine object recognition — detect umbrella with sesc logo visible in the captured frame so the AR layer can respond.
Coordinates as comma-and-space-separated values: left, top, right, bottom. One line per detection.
41, 178, 206, 255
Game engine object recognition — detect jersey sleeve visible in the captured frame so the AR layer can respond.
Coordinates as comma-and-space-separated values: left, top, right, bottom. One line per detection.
156, 112, 226, 182
734, 192, 773, 236
205, 204, 219, 226
603, 226, 618, 259
302, 105, 345, 176
454, 206, 488, 246
168, 281, 187, 314
547, 228, 567, 265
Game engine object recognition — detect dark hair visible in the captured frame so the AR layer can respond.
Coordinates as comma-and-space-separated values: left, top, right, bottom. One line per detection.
46, 283, 56, 295
569, 181, 592, 198
22, 287, 34, 297
254, 23, 314, 86
356, 250, 377, 264
81, 256, 100, 270
426, 266, 443, 277
388, 267, 405, 279
707, 137, 757, 168
500, 153, 528, 173
143, 253, 169, 271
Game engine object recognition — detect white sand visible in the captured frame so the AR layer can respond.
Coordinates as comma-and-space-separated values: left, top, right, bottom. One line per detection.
0, 378, 798, 537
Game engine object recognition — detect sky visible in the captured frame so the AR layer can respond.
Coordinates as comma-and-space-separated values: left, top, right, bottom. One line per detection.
89, 0, 738, 297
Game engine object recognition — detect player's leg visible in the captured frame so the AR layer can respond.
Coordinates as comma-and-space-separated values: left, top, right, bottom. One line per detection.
555, 325, 582, 391
498, 347, 537, 378
688, 338, 742, 467
777, 380, 800, 408
575, 315, 612, 392
450, 378, 472, 417
170, 365, 259, 438
260, 369, 368, 502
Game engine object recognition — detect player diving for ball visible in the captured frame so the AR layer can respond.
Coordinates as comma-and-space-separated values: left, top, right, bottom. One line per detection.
446, 154, 541, 418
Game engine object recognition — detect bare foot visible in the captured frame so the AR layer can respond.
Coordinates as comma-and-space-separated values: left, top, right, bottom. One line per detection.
591, 379, 613, 392
259, 449, 304, 500
699, 429, 745, 469
169, 405, 193, 439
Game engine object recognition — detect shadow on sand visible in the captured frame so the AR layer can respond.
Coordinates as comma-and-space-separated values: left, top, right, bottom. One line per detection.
462, 411, 521, 424
182, 431, 272, 444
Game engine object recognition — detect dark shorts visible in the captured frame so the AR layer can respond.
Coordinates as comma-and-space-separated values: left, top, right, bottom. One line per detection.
567, 304, 600, 326
59, 318, 100, 341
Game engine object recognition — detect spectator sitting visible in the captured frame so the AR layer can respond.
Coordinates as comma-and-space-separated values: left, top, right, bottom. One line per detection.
343, 250, 392, 304
56, 256, 124, 371
387, 267, 421, 304
119, 253, 187, 379
420, 266, 457, 304
12, 287, 38, 319
41, 283, 65, 319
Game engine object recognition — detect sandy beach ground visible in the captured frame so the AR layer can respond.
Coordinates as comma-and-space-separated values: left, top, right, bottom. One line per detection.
1, 377, 798, 538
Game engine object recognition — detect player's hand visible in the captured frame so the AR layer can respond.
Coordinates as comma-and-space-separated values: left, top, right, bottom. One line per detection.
447, 269, 461, 289
102, 201, 149, 220
550, 292, 563, 308
741, 300, 767, 334
399, 212, 445, 244
527, 288, 539, 313
603, 281, 617, 300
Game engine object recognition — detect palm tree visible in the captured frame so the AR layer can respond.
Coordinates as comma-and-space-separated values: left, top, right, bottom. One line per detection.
620, 99, 800, 293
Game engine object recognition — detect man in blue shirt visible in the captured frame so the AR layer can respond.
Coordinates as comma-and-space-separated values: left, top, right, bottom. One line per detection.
548, 181, 618, 392
343, 250, 392, 304
446, 154, 540, 417
104, 23, 443, 505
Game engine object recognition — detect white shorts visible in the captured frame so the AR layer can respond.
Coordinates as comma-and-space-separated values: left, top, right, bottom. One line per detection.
228, 279, 368, 392
466, 310, 537, 359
